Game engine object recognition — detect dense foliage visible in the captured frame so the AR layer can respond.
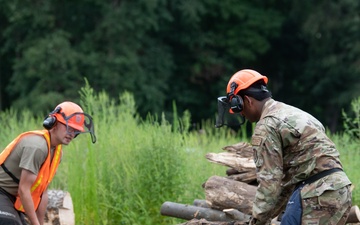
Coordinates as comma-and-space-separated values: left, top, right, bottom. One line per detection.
0, 0, 359, 131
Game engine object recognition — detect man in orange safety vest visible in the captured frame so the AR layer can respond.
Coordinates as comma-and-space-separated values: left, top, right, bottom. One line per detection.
0, 101, 96, 225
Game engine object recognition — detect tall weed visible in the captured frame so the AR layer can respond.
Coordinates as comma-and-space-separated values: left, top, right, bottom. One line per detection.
339, 96, 360, 204
49, 84, 243, 224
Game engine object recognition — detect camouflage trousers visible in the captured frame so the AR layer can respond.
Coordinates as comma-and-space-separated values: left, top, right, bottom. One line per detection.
301, 184, 352, 225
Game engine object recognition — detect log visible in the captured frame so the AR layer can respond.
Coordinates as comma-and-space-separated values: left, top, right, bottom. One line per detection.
193, 199, 210, 208
347, 205, 360, 223
223, 208, 250, 221
165, 196, 359, 224
205, 152, 255, 173
45, 190, 75, 225
226, 168, 240, 176
204, 176, 256, 215
160, 201, 251, 222
177, 218, 247, 225
192, 200, 277, 225
24, 190, 74, 225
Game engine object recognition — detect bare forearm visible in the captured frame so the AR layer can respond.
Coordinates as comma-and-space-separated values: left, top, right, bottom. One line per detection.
36, 191, 48, 225
19, 189, 40, 225
19, 169, 40, 225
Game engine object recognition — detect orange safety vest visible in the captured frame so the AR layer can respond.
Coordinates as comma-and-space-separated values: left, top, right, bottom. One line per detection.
0, 130, 62, 212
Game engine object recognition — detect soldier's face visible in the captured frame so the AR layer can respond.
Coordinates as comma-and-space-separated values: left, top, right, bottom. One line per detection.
241, 96, 258, 122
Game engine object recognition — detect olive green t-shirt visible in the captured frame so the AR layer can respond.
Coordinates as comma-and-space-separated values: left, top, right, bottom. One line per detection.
0, 134, 51, 196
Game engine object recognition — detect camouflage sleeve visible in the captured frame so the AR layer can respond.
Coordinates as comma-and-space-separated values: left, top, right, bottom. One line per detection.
251, 117, 288, 224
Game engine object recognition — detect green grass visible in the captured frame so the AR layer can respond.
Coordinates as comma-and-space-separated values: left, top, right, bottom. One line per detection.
0, 85, 359, 225
332, 133, 360, 204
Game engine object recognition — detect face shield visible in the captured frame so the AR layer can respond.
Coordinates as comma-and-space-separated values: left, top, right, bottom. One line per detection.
61, 112, 97, 143
216, 96, 229, 128
215, 96, 245, 128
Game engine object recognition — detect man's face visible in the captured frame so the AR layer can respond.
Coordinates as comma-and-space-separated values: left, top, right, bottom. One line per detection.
55, 122, 78, 145
240, 96, 258, 123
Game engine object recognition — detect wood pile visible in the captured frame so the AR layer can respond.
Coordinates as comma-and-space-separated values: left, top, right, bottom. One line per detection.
160, 142, 360, 225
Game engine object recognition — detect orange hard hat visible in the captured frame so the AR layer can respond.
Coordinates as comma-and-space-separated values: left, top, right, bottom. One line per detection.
226, 69, 268, 95
54, 101, 85, 132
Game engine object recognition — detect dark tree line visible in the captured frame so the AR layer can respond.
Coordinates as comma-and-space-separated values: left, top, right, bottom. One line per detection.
0, 0, 359, 132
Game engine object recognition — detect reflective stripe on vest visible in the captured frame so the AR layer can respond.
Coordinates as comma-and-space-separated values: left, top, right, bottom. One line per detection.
0, 130, 62, 212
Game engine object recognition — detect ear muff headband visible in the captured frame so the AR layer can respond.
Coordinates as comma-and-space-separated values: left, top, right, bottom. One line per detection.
43, 107, 62, 130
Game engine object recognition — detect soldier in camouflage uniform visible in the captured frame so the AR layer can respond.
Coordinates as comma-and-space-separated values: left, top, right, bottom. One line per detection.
216, 69, 352, 225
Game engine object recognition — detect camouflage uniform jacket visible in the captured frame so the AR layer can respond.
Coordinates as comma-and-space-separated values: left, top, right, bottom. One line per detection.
251, 99, 351, 224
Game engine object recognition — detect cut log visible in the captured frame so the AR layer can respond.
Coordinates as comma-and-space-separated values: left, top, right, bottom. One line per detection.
204, 176, 256, 215
160, 201, 251, 222
347, 205, 360, 223
45, 190, 75, 225
205, 152, 255, 173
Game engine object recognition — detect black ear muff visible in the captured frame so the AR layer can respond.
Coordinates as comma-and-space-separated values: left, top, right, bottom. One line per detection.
228, 82, 244, 113
43, 107, 62, 130
230, 95, 243, 113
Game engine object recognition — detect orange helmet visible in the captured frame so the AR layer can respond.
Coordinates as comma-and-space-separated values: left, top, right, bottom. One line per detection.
54, 101, 85, 132
226, 69, 268, 95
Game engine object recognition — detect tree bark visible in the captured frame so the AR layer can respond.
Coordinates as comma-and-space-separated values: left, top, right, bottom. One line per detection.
203, 176, 256, 215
